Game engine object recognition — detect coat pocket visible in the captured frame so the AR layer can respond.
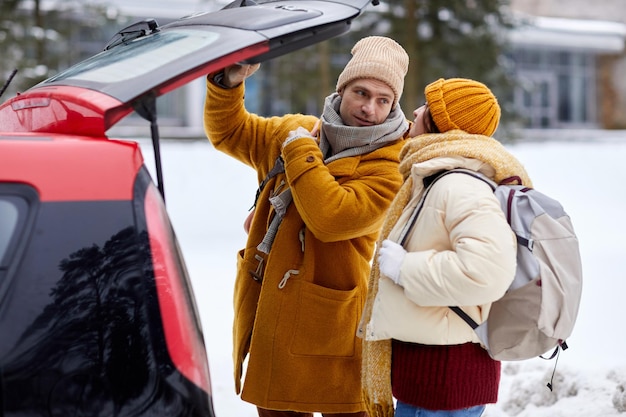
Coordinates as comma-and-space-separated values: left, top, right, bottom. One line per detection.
289, 280, 361, 358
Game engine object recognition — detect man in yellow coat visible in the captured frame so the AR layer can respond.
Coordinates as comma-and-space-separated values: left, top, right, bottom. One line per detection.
203, 36, 410, 417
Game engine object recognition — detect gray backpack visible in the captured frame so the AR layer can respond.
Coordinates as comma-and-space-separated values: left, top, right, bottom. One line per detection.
400, 169, 583, 364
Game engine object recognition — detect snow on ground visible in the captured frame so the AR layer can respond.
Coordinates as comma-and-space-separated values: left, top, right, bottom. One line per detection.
139, 132, 626, 417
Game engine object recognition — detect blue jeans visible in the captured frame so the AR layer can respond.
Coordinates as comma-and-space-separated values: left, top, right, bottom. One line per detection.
395, 400, 485, 417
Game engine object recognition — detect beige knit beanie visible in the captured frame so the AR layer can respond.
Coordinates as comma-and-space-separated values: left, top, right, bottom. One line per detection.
425, 78, 501, 136
336, 36, 409, 107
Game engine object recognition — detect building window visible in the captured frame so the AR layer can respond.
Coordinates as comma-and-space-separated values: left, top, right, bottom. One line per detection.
512, 48, 596, 128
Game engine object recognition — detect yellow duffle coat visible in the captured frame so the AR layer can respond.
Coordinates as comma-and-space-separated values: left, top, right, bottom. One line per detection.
203, 79, 407, 413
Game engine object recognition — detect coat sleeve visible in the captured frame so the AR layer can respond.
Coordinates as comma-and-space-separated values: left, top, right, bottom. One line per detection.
281, 137, 405, 242
398, 173, 516, 307
203, 77, 318, 171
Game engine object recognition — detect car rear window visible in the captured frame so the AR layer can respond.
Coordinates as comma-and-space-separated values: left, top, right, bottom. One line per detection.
0, 185, 37, 282
0, 199, 21, 263
42, 30, 219, 84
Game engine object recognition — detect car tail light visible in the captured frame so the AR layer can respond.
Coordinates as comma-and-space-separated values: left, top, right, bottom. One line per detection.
143, 184, 211, 393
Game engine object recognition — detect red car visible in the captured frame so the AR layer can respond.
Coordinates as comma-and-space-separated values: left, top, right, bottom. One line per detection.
0, 0, 371, 415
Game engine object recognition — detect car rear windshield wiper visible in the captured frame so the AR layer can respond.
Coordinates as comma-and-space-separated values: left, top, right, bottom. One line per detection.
104, 19, 160, 51
0, 69, 17, 100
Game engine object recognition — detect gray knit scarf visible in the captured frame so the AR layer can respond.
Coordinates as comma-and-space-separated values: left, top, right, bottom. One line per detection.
257, 93, 408, 253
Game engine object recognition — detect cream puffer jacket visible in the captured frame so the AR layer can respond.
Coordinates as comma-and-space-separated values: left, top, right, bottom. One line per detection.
365, 155, 517, 345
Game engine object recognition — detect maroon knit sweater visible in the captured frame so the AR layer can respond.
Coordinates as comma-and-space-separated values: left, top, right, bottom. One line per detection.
391, 339, 500, 411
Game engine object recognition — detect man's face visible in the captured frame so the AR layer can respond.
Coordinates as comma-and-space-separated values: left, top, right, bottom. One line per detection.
338, 79, 395, 127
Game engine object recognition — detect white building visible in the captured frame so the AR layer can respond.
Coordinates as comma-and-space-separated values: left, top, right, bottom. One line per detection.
508, 0, 626, 130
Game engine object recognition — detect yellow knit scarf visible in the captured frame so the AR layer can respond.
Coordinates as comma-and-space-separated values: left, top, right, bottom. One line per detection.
361, 130, 532, 417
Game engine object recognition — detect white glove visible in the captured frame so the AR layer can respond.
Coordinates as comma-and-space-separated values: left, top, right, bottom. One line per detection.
378, 239, 407, 286
222, 63, 261, 87
282, 126, 317, 148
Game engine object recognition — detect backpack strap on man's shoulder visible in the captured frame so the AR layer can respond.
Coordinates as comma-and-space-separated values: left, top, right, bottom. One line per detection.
249, 156, 285, 210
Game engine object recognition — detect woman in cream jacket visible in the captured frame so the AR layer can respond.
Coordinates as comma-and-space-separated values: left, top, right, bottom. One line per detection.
359, 78, 533, 417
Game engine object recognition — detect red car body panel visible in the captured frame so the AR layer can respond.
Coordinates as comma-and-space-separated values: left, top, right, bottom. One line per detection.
145, 184, 212, 393
0, 87, 127, 136
0, 135, 143, 202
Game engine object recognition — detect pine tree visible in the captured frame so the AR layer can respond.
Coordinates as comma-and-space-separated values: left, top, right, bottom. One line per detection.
255, 0, 516, 128
383, 0, 515, 111
0, 1, 125, 101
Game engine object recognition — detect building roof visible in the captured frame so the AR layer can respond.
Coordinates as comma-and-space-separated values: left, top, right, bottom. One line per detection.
510, 13, 626, 53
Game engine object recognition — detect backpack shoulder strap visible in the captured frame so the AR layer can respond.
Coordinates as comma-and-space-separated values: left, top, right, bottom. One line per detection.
397, 170, 444, 246
250, 156, 285, 210
397, 169, 495, 246
446, 168, 497, 190
396, 168, 500, 330
442, 170, 500, 329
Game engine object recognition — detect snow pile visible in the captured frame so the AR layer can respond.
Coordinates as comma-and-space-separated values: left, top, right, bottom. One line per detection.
487, 361, 626, 416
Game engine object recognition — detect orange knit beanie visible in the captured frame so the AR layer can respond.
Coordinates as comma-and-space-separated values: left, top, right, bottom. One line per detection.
425, 78, 501, 136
